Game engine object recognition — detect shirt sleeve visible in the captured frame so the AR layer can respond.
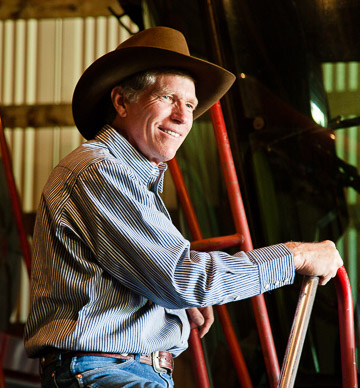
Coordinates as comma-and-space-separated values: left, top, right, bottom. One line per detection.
61, 159, 295, 310
242, 244, 294, 294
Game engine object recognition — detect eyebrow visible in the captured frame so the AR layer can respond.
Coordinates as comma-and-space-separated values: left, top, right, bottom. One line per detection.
189, 96, 199, 108
153, 83, 199, 104
155, 86, 198, 108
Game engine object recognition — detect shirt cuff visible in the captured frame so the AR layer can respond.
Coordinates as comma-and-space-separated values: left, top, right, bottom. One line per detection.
241, 243, 295, 293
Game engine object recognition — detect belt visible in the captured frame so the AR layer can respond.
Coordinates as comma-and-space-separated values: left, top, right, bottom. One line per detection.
40, 350, 174, 374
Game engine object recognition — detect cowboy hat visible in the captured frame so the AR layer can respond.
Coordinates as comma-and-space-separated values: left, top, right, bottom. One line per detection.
72, 26, 236, 140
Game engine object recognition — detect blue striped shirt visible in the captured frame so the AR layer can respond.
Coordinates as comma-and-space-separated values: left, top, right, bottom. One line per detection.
24, 125, 295, 357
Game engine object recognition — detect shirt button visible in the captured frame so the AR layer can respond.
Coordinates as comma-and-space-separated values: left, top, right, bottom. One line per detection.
274, 281, 279, 286
264, 284, 270, 289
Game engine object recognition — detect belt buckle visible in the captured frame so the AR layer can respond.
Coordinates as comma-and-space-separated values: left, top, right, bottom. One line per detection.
152, 351, 168, 373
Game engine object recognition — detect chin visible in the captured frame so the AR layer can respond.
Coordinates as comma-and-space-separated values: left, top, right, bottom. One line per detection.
164, 154, 176, 163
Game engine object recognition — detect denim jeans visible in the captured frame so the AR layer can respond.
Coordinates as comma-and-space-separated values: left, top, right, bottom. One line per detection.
40, 354, 174, 387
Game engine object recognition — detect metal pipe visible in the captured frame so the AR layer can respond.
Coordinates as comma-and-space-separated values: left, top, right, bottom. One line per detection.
168, 157, 254, 388
209, 102, 253, 248
334, 266, 358, 388
190, 233, 244, 252
209, 101, 280, 387
277, 276, 319, 388
168, 158, 203, 241
216, 304, 254, 388
168, 158, 211, 388
188, 329, 211, 388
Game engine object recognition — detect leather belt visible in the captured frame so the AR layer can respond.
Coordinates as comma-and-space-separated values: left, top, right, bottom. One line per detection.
40, 350, 174, 374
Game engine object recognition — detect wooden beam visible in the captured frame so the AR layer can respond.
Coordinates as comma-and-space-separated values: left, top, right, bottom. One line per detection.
0, 104, 74, 128
0, 0, 123, 20
0, 102, 209, 129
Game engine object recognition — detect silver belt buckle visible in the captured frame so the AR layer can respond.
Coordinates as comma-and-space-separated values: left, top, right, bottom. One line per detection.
152, 351, 168, 373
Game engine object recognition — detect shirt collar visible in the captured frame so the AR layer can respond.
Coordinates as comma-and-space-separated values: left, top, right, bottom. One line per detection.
95, 125, 167, 193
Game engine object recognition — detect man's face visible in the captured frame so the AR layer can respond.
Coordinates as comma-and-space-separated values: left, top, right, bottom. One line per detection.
114, 74, 198, 165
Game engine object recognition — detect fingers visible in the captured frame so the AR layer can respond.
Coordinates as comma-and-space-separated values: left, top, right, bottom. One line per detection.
319, 241, 343, 285
187, 307, 204, 326
186, 306, 214, 338
285, 240, 343, 286
198, 306, 214, 338
318, 273, 333, 286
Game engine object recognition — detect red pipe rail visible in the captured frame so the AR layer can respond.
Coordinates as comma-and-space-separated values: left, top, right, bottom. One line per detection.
209, 101, 281, 387
168, 158, 211, 388
276, 267, 358, 388
208, 101, 358, 387
334, 266, 358, 388
168, 158, 253, 388
168, 99, 280, 388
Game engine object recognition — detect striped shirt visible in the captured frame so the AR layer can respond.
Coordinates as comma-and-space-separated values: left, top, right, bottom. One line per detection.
24, 125, 295, 358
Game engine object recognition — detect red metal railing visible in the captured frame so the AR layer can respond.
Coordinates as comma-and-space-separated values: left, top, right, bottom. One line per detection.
335, 266, 358, 388
169, 101, 358, 387
168, 100, 280, 388
277, 268, 358, 388
209, 101, 281, 387
168, 158, 253, 388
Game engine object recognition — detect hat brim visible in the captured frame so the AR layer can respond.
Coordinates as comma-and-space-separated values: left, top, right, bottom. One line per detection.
72, 46, 236, 140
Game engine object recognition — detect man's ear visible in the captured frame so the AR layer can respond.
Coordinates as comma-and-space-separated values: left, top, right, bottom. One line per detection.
111, 86, 127, 118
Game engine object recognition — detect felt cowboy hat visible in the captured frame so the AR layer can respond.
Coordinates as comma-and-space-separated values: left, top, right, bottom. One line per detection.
72, 26, 236, 140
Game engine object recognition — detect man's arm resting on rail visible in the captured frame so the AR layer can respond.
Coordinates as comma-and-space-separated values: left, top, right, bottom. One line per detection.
186, 240, 342, 338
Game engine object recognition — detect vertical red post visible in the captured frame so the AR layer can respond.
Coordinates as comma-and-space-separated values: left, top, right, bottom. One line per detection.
209, 101, 280, 388
168, 158, 254, 388
168, 158, 211, 388
334, 266, 358, 388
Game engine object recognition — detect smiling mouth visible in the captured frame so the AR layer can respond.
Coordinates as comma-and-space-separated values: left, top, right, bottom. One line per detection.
160, 128, 181, 138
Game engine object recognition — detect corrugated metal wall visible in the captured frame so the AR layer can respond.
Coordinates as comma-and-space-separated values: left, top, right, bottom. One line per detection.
1, 16, 134, 212
0, 16, 135, 321
323, 61, 360, 302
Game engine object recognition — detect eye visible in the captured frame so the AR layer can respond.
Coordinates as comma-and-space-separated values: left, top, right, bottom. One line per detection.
162, 95, 171, 101
186, 103, 195, 111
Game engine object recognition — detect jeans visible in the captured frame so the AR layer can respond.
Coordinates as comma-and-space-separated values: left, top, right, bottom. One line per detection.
40, 354, 174, 388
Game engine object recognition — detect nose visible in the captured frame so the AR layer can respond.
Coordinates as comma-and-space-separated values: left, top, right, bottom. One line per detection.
171, 101, 190, 124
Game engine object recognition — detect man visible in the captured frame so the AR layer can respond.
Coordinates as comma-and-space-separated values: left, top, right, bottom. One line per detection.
24, 27, 343, 387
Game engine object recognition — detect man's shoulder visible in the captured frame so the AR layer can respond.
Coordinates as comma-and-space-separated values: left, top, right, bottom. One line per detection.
58, 140, 118, 174
42, 140, 130, 204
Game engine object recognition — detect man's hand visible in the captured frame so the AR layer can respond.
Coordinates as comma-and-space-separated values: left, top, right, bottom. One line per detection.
285, 240, 343, 285
186, 306, 214, 338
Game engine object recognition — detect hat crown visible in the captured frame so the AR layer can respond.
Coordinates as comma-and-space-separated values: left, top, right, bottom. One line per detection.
116, 27, 190, 56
